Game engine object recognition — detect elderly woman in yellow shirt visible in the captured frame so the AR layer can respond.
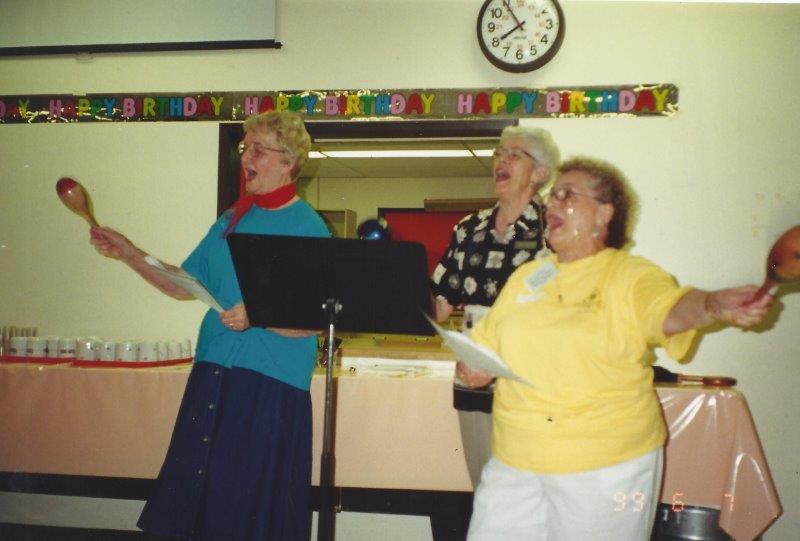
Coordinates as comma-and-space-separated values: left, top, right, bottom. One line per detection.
460, 157, 773, 541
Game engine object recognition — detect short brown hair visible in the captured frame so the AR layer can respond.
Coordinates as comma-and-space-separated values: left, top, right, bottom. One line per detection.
558, 157, 637, 249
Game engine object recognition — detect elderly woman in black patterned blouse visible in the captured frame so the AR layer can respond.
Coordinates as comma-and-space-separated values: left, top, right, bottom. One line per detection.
430, 125, 560, 526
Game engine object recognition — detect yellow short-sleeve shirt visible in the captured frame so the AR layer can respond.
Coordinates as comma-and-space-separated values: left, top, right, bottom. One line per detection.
470, 248, 695, 474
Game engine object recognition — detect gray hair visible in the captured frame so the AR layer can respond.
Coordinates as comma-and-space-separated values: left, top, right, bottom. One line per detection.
243, 111, 311, 179
499, 125, 560, 182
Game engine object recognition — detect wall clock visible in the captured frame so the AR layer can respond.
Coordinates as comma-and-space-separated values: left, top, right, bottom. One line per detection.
477, 0, 565, 73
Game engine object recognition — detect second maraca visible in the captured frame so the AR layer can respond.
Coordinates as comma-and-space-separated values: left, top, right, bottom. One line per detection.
56, 177, 100, 228
753, 224, 800, 300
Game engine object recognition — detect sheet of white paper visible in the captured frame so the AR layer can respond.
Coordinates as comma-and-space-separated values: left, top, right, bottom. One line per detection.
426, 316, 534, 387
144, 256, 224, 312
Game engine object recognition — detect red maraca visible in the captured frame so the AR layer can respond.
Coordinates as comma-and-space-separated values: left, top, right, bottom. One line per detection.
753, 225, 800, 300
56, 177, 99, 228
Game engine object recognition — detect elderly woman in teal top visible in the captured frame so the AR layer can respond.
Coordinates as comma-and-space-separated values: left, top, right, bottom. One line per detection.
89, 111, 330, 540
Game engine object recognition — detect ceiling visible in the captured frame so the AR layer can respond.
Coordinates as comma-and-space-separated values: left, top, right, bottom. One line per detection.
298, 139, 497, 179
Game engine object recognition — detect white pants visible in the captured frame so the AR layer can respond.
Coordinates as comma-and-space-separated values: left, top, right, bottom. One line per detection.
467, 449, 663, 541
458, 409, 493, 489
458, 304, 494, 489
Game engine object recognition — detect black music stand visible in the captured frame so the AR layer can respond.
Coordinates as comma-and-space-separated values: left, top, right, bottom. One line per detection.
227, 233, 435, 541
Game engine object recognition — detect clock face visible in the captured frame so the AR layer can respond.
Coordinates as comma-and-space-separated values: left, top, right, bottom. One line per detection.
477, 0, 565, 73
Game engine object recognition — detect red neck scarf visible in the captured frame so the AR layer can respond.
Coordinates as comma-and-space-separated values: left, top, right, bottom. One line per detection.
222, 182, 297, 237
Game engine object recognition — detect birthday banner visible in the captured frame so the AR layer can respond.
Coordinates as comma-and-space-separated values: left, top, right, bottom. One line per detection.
0, 84, 677, 124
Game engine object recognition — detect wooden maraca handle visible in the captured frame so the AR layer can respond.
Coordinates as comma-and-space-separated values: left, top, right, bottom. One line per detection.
677, 374, 737, 387
56, 177, 99, 228
751, 279, 777, 303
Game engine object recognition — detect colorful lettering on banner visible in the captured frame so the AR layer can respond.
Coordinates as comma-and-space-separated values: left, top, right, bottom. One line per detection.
421, 93, 435, 114
653, 87, 671, 111
491, 92, 506, 114
473, 93, 491, 114
545, 91, 560, 114
0, 85, 679, 124
375, 94, 391, 115
104, 98, 117, 118
275, 94, 289, 112
259, 96, 275, 113
184, 97, 198, 117
303, 95, 318, 115
456, 93, 473, 115
361, 94, 375, 115
390, 94, 405, 115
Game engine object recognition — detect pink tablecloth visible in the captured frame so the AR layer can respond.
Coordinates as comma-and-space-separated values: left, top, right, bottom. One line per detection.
0, 363, 782, 540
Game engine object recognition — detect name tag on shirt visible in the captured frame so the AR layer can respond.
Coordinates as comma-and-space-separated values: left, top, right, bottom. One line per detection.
518, 260, 557, 303
513, 240, 538, 250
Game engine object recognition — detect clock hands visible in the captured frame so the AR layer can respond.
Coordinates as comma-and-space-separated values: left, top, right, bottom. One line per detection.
501, 20, 526, 40
503, 0, 523, 25
501, 0, 527, 39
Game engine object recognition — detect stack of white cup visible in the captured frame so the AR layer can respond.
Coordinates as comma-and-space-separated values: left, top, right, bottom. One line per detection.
8, 336, 28, 357
6, 336, 192, 362
27, 337, 48, 357
76, 336, 102, 361
134, 339, 191, 362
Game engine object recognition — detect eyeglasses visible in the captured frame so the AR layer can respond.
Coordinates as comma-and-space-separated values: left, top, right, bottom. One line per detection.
492, 147, 535, 162
548, 186, 606, 204
237, 141, 286, 158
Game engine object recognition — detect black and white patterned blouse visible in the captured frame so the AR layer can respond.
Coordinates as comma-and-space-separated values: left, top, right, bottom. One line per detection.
431, 199, 548, 309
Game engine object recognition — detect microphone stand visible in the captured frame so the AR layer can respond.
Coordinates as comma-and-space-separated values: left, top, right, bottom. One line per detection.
317, 298, 341, 541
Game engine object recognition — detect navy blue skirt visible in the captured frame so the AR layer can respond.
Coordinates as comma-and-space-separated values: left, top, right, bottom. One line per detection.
138, 362, 312, 540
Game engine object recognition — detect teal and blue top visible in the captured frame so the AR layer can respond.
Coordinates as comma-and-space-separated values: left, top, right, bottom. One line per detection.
181, 200, 330, 390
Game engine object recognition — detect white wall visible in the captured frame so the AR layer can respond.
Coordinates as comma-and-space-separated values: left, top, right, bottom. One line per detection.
1, 1, 798, 539
305, 177, 496, 224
